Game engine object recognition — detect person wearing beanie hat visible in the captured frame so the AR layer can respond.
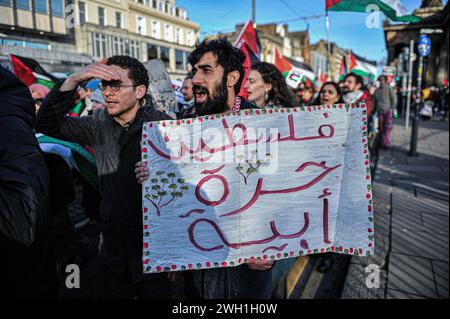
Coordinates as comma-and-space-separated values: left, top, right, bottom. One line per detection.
30, 83, 51, 113
90, 89, 106, 112
85, 79, 101, 94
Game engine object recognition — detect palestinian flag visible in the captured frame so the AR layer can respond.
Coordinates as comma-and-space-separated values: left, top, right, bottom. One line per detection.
326, 0, 421, 23
348, 51, 377, 80
9, 54, 59, 88
275, 48, 293, 77
36, 134, 98, 190
275, 49, 315, 89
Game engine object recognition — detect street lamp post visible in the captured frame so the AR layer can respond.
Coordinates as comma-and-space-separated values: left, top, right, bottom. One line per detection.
409, 33, 432, 156
405, 40, 415, 130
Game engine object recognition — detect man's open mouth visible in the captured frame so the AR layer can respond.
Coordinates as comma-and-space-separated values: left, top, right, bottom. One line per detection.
194, 89, 208, 103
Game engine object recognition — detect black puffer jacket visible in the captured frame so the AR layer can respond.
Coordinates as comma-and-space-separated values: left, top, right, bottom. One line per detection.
0, 66, 50, 246
35, 82, 171, 281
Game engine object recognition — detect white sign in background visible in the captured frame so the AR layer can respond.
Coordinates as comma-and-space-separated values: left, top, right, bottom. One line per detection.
141, 104, 374, 273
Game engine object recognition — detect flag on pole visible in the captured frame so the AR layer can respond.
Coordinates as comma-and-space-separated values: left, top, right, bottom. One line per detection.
234, 20, 261, 99
326, 0, 421, 23
235, 20, 261, 58
9, 54, 59, 88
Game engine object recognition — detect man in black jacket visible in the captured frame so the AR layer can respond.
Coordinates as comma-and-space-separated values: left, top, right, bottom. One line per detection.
36, 56, 172, 298
0, 66, 56, 298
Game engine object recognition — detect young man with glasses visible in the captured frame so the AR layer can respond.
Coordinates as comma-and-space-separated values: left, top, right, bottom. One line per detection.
36, 56, 173, 299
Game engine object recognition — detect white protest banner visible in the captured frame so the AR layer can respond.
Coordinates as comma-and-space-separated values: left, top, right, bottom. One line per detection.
143, 59, 177, 119
141, 103, 374, 273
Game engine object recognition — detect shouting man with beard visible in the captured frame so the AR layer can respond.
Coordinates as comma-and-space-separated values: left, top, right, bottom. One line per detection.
136, 38, 274, 299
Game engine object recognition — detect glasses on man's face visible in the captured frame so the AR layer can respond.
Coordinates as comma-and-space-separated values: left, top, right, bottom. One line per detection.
99, 81, 137, 92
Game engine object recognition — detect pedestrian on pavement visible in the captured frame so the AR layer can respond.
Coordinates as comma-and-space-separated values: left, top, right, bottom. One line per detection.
245, 61, 296, 108
373, 75, 397, 149
136, 38, 274, 299
35, 56, 173, 299
0, 65, 57, 298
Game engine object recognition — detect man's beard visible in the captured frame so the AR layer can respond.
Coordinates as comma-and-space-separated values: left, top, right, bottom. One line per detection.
193, 78, 229, 116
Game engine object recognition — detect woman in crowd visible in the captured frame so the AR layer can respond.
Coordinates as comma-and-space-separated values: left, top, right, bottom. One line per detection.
245, 61, 296, 109
313, 81, 344, 106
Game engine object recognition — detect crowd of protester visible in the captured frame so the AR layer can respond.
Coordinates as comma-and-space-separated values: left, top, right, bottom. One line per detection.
1, 36, 447, 299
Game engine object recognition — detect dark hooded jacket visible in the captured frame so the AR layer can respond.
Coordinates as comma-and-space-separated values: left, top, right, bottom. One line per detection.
35, 82, 171, 282
0, 66, 50, 246
0, 66, 57, 298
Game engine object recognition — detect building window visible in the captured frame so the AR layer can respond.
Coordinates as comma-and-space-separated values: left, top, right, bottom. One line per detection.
116, 12, 122, 28
164, 24, 173, 42
98, 7, 105, 26
187, 30, 195, 46
152, 20, 161, 39
175, 50, 186, 70
117, 38, 124, 55
160, 46, 170, 69
152, 0, 157, 9
147, 44, 158, 60
16, 0, 30, 10
158, 0, 163, 11
137, 16, 146, 35
0, 0, 12, 7
113, 37, 119, 55
51, 0, 63, 17
130, 40, 140, 60
175, 28, 184, 45
93, 32, 107, 58
78, 1, 86, 24
35, 0, 47, 14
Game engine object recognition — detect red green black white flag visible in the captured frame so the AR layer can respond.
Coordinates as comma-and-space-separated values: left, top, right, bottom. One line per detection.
326, 0, 421, 23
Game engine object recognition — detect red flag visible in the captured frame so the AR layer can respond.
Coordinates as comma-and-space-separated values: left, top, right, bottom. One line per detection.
274, 48, 292, 75
10, 54, 36, 87
320, 73, 329, 84
234, 20, 260, 58
234, 19, 261, 99
238, 45, 252, 99
326, 0, 341, 10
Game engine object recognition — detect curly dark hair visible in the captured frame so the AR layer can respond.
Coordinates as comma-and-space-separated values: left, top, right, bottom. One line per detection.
250, 62, 296, 108
107, 55, 149, 89
188, 37, 246, 96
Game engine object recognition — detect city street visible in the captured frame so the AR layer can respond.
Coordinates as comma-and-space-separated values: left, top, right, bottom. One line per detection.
340, 117, 449, 299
